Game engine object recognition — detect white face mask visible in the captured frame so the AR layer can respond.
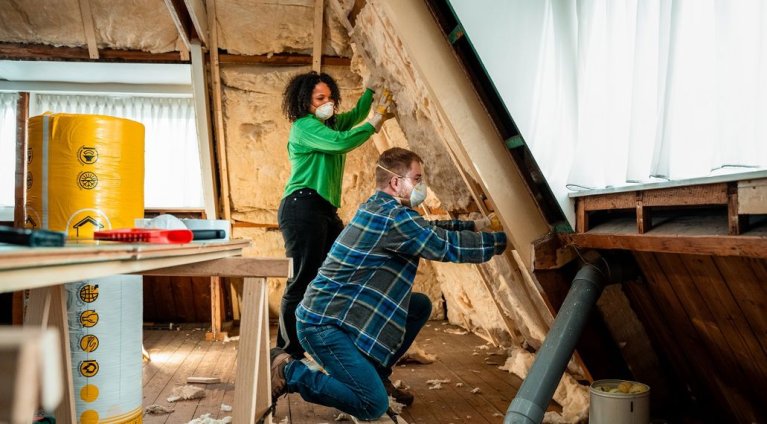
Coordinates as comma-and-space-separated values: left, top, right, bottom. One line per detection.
314, 102, 335, 120
408, 181, 427, 208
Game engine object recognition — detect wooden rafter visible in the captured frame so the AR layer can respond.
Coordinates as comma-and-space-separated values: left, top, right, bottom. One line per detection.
217, 52, 350, 67
0, 42, 184, 62
312, 0, 325, 72
207, 0, 231, 221
14, 93, 29, 229
184, 0, 208, 45
77, 0, 99, 59
164, 0, 197, 53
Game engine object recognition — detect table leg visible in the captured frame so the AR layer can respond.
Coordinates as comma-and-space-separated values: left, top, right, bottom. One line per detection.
233, 277, 272, 424
25, 286, 76, 424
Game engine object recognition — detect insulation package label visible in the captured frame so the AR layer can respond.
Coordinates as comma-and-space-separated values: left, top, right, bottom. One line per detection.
67, 276, 144, 423
25, 113, 145, 238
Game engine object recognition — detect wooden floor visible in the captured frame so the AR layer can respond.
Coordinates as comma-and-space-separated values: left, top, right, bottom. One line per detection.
142, 321, 533, 423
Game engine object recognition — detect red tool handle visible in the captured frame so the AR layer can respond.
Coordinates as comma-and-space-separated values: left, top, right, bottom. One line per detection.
93, 228, 194, 244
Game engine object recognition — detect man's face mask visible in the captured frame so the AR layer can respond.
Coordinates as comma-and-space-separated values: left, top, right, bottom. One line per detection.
314, 102, 335, 121
378, 163, 427, 208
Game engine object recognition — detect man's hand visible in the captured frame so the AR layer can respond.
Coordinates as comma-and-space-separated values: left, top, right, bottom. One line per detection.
474, 213, 502, 232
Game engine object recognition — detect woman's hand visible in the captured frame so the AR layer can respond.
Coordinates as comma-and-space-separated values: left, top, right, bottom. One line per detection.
367, 89, 396, 132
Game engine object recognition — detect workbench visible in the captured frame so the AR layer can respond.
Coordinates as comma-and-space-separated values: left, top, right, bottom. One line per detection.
0, 239, 291, 424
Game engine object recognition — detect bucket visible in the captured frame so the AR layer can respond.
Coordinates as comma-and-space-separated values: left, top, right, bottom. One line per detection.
589, 379, 650, 424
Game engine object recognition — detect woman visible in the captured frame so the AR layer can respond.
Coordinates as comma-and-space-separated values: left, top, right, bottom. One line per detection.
277, 71, 392, 359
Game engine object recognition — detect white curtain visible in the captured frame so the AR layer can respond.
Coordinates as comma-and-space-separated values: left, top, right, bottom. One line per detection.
30, 94, 203, 208
451, 0, 767, 221
0, 93, 17, 216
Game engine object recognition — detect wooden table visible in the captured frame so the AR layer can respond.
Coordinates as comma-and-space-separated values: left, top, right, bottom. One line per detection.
0, 239, 291, 424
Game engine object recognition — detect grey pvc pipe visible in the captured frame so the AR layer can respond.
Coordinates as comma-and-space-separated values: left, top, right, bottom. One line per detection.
505, 264, 606, 424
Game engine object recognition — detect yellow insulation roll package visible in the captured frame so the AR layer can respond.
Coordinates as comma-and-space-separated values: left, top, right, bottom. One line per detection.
26, 113, 145, 423
26, 113, 144, 237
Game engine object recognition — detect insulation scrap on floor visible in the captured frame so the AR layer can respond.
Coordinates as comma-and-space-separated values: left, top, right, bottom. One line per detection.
186, 413, 232, 424
167, 385, 206, 402
144, 404, 174, 415
426, 378, 451, 390
443, 327, 468, 335
220, 403, 232, 412
397, 342, 436, 364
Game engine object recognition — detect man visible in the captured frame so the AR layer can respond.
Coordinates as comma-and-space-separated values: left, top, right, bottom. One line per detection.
269, 147, 507, 420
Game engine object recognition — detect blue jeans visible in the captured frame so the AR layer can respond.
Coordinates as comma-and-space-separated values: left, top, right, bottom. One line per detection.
287, 293, 432, 419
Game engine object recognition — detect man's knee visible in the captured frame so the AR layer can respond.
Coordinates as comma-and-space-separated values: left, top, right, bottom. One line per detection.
410, 292, 432, 317
359, 389, 390, 421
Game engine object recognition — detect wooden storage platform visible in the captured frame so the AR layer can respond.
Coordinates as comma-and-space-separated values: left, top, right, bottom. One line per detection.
142, 323, 561, 424
573, 176, 767, 235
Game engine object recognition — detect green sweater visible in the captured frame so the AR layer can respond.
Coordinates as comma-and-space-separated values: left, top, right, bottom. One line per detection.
283, 89, 375, 208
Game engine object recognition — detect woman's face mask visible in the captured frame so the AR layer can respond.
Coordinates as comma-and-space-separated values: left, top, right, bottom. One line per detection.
314, 102, 335, 120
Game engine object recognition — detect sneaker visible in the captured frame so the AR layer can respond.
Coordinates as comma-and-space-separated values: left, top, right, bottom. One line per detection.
270, 347, 292, 400
383, 378, 414, 406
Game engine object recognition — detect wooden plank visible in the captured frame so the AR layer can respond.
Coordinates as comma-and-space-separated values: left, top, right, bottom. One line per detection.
643, 183, 728, 206
205, 0, 231, 221
217, 52, 351, 67
189, 41, 218, 220
312, 0, 325, 72
207, 277, 225, 340
636, 192, 651, 234
582, 192, 635, 211
738, 178, 767, 214
24, 286, 76, 424
576, 199, 587, 233
184, 0, 208, 45
77, 0, 99, 59
727, 183, 746, 235
138, 257, 292, 278
14, 92, 29, 228
652, 253, 759, 422
679, 255, 767, 395
164, 0, 193, 51
714, 257, 767, 359
632, 253, 742, 422
232, 220, 279, 229
233, 278, 272, 424
565, 231, 767, 259
0, 42, 184, 62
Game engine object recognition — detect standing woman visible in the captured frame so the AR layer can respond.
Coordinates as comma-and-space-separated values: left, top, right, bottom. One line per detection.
278, 71, 392, 359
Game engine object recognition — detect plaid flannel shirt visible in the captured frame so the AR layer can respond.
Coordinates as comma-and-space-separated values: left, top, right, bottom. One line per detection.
295, 191, 507, 367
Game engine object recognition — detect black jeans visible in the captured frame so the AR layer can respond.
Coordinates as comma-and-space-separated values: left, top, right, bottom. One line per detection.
277, 188, 345, 358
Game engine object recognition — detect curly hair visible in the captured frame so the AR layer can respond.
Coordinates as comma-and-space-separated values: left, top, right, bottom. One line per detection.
282, 71, 342, 123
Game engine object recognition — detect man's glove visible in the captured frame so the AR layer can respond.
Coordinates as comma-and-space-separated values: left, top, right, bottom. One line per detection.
474, 213, 502, 232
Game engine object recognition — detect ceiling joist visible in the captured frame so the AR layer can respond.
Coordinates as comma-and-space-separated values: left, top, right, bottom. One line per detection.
0, 42, 185, 63
217, 52, 350, 67
312, 0, 324, 72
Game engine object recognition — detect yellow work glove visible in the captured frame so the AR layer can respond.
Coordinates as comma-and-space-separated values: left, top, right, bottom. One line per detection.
474, 213, 502, 232
367, 89, 396, 132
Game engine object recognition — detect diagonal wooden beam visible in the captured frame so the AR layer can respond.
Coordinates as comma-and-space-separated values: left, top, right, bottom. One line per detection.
164, 0, 195, 52
312, 0, 325, 72
184, 0, 208, 45
77, 0, 99, 59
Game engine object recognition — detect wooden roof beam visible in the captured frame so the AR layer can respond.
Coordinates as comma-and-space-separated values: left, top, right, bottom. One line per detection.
0, 42, 185, 63
164, 0, 197, 60
77, 0, 99, 59
312, 0, 325, 72
216, 52, 350, 67
184, 0, 208, 45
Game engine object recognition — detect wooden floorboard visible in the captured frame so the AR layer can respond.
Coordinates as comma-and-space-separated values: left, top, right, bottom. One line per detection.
143, 321, 532, 423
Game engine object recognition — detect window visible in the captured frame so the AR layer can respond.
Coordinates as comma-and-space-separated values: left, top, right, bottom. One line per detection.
0, 93, 17, 221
